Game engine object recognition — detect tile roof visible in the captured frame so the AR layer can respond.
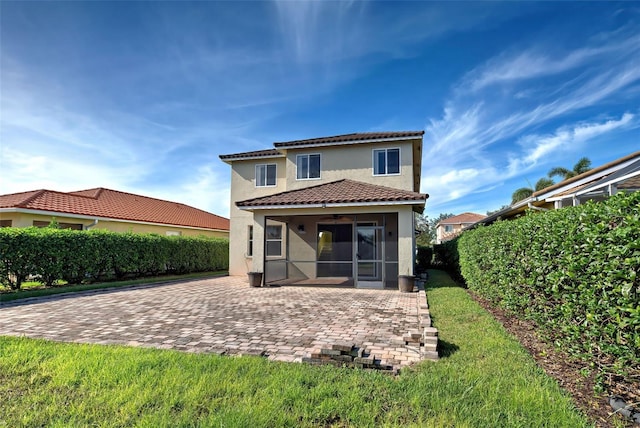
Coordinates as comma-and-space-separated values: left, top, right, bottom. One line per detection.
532, 150, 640, 197
618, 174, 640, 189
219, 131, 425, 161
273, 131, 425, 148
437, 212, 486, 225
219, 149, 283, 161
236, 179, 428, 208
0, 188, 229, 231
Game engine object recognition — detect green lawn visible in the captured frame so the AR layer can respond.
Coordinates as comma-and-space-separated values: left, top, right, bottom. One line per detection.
0, 269, 590, 427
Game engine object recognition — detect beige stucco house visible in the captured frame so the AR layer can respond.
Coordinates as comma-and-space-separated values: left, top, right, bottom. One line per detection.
220, 131, 428, 288
0, 188, 229, 238
435, 213, 486, 244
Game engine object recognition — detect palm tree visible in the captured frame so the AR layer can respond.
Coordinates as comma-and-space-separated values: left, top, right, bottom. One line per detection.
511, 177, 555, 204
548, 157, 592, 181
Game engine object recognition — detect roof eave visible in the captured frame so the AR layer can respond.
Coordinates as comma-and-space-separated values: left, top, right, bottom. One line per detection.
237, 199, 427, 211
274, 136, 423, 149
0, 208, 229, 232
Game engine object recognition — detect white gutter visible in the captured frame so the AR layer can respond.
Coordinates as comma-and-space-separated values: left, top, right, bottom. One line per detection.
527, 203, 548, 212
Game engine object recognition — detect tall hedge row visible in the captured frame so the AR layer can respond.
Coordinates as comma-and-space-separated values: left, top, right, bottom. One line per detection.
457, 191, 640, 373
0, 228, 229, 290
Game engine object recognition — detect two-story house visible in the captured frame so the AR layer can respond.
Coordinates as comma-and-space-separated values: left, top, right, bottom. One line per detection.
435, 213, 486, 244
219, 131, 428, 288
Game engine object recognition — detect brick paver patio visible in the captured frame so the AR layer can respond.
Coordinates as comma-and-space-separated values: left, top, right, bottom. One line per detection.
0, 276, 433, 369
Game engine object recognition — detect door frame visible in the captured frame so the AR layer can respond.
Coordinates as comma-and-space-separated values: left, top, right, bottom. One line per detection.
355, 223, 385, 289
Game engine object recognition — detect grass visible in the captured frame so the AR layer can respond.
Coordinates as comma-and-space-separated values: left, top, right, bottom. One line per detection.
0, 269, 591, 427
0, 271, 227, 303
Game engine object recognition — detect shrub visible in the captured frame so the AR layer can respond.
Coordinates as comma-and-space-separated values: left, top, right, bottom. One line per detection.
457, 192, 640, 380
0, 228, 229, 289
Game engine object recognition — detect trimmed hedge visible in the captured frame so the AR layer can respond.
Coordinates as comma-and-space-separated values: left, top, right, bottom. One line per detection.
457, 191, 640, 377
0, 228, 229, 290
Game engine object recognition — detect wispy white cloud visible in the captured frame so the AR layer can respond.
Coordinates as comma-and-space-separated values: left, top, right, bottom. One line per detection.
464, 31, 640, 92
507, 113, 635, 174
422, 24, 640, 217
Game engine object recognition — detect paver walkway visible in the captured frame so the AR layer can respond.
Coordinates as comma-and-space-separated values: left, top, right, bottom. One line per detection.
0, 276, 426, 368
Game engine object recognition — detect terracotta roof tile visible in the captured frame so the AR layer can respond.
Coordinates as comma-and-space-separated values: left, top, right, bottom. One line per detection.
236, 179, 427, 208
618, 175, 640, 189
0, 188, 229, 231
273, 131, 425, 148
438, 212, 486, 225
219, 131, 424, 160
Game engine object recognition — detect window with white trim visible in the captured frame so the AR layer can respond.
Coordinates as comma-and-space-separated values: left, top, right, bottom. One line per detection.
256, 164, 276, 187
373, 148, 400, 175
444, 225, 454, 233
266, 225, 282, 257
247, 226, 253, 256
296, 154, 321, 180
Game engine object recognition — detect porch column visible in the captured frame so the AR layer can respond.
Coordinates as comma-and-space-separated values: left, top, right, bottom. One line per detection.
397, 206, 415, 277
252, 212, 265, 273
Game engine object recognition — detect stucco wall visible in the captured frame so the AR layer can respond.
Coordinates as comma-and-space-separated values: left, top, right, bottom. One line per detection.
283, 141, 415, 192
0, 212, 228, 238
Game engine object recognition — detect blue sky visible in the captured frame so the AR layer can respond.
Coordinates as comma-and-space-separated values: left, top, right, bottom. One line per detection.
1, 1, 639, 220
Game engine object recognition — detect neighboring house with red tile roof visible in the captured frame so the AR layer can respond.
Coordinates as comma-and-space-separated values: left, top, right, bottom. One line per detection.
470, 150, 640, 228
435, 212, 486, 244
0, 188, 229, 238
220, 131, 428, 288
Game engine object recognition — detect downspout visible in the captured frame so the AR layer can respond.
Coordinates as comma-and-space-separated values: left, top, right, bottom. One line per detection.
85, 219, 99, 230
527, 203, 548, 212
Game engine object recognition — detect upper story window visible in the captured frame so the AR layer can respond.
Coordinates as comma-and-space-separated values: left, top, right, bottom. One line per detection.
256, 164, 277, 187
444, 225, 454, 233
296, 154, 321, 180
373, 148, 400, 175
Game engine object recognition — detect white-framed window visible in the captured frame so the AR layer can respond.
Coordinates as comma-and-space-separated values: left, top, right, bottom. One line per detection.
373, 148, 400, 175
444, 225, 454, 233
165, 231, 182, 236
266, 225, 282, 257
256, 164, 277, 187
296, 154, 321, 180
247, 226, 253, 256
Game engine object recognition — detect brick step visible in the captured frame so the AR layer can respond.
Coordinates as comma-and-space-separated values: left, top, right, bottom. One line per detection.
303, 343, 396, 373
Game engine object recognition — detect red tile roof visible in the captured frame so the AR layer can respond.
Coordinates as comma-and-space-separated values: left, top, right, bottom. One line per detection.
236, 179, 428, 208
273, 131, 425, 148
437, 212, 486, 225
0, 188, 229, 231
